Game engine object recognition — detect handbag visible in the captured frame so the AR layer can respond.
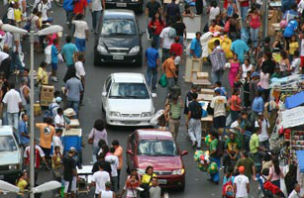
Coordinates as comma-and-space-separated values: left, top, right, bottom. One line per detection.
159, 74, 168, 88
88, 129, 95, 144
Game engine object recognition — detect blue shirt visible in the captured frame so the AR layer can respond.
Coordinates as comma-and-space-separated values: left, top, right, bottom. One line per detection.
145, 47, 158, 68
190, 38, 202, 57
63, 0, 74, 11
18, 120, 29, 145
51, 45, 58, 64
251, 96, 264, 113
231, 39, 249, 63
62, 43, 78, 66
65, 77, 83, 102
283, 20, 298, 38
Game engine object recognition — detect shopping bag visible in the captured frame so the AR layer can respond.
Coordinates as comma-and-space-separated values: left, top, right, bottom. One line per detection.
159, 74, 168, 88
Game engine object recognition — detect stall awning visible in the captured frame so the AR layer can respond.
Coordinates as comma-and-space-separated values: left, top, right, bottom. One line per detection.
285, 91, 304, 109
296, 150, 304, 173
281, 106, 304, 128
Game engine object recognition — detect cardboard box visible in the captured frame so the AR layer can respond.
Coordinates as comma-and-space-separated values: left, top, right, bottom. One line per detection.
197, 72, 208, 80
201, 88, 214, 95
69, 119, 80, 128
40, 85, 54, 106
34, 103, 41, 116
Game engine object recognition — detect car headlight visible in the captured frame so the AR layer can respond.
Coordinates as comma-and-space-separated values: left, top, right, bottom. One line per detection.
141, 112, 152, 117
172, 168, 184, 175
97, 45, 108, 54
9, 165, 18, 170
137, 168, 145, 175
109, 111, 121, 117
129, 46, 140, 55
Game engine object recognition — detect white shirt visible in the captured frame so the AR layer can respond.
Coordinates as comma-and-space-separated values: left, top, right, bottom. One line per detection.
230, 120, 240, 133
105, 154, 119, 177
255, 119, 270, 142
37, 2, 51, 21
209, 7, 220, 22
7, 7, 14, 20
291, 58, 301, 74
234, 174, 249, 198
100, 190, 113, 198
241, 64, 253, 79
210, 95, 227, 117
160, 27, 174, 50
2, 89, 22, 113
54, 114, 65, 129
0, 51, 9, 65
92, 0, 102, 11
72, 20, 89, 39
75, 61, 86, 79
92, 170, 111, 194
52, 135, 63, 154
301, 39, 304, 56
288, 189, 302, 198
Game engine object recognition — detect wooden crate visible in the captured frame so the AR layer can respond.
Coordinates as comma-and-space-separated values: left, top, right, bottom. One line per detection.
197, 72, 208, 80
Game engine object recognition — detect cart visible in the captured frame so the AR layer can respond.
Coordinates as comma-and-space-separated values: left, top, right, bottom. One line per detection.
76, 165, 94, 197
62, 128, 83, 167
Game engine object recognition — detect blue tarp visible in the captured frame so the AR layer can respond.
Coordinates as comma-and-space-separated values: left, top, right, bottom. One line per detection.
296, 150, 304, 173
285, 91, 304, 109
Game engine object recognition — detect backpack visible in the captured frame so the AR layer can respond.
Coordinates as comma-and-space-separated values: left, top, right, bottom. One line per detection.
215, 140, 224, 157
168, 27, 176, 39
190, 101, 202, 119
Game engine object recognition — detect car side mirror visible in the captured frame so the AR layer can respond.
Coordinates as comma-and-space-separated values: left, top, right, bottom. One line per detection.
127, 149, 134, 155
102, 92, 107, 97
181, 150, 188, 156
151, 93, 157, 98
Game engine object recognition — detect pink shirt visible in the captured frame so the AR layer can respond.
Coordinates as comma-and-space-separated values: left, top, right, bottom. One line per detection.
259, 72, 269, 89
269, 166, 283, 181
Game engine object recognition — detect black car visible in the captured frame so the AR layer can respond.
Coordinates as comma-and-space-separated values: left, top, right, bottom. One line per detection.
94, 10, 142, 66
105, 0, 143, 13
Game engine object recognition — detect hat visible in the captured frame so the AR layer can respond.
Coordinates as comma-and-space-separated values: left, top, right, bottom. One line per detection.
214, 88, 221, 94
238, 166, 245, 173
251, 72, 260, 78
69, 147, 76, 152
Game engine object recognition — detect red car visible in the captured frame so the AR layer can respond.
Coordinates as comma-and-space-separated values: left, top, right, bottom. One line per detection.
126, 129, 188, 190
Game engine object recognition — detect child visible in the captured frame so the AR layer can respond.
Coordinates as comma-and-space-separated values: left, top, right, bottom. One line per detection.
289, 35, 299, 61
37, 61, 49, 85
16, 170, 28, 198
13, 2, 23, 27
51, 38, 59, 82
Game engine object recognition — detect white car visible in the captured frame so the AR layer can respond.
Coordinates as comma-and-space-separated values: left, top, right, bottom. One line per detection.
101, 73, 156, 126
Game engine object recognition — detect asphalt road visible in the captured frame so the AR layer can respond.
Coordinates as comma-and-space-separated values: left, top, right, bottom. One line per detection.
1, 2, 260, 198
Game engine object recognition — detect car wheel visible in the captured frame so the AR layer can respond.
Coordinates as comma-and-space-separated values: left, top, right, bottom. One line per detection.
135, 56, 142, 67
94, 48, 102, 66
179, 182, 185, 191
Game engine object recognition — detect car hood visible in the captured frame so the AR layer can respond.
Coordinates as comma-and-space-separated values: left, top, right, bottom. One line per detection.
102, 36, 139, 49
0, 151, 20, 165
108, 99, 153, 113
137, 155, 183, 170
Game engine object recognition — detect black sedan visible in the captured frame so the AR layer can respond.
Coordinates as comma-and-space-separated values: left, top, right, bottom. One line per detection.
94, 9, 142, 66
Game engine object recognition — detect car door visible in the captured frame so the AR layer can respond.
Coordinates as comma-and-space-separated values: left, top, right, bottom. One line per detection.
127, 133, 136, 170
102, 76, 112, 109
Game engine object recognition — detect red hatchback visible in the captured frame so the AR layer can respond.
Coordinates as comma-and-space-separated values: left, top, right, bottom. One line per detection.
126, 129, 188, 190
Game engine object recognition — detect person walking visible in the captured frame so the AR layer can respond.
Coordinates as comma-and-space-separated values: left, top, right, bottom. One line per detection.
62, 36, 78, 68
167, 95, 182, 140
234, 166, 250, 198
74, 53, 86, 105
2, 82, 22, 130
91, 162, 111, 198
36, 117, 55, 160
235, 152, 256, 181
16, 170, 28, 198
19, 78, 30, 115
228, 53, 240, 89
190, 32, 202, 58
210, 39, 226, 83
65, 68, 83, 116
72, 14, 89, 53
145, 41, 159, 92
105, 147, 119, 192
63, 148, 77, 198
165, 0, 180, 24
112, 140, 123, 189
88, 119, 108, 162
160, 22, 175, 62
186, 92, 202, 149
210, 88, 227, 133
231, 35, 249, 64
63, 0, 74, 28
89, 0, 105, 34
148, 12, 164, 49
50, 38, 59, 82
288, 184, 302, 198
18, 113, 29, 148
162, 52, 177, 90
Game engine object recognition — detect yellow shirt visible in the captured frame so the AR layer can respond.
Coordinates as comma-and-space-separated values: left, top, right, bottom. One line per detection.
37, 67, 48, 85
14, 9, 22, 23
36, 123, 55, 149
141, 173, 157, 185
221, 36, 233, 59
289, 42, 299, 55
17, 178, 28, 195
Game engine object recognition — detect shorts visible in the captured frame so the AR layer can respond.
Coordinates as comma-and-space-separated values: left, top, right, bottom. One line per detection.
64, 177, 77, 193
75, 38, 86, 52
41, 147, 51, 157
213, 116, 226, 129
51, 62, 58, 70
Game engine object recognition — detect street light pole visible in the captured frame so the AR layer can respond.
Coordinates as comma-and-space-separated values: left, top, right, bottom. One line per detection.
29, 30, 35, 198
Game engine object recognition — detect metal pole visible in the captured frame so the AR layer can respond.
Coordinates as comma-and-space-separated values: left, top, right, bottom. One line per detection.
263, 0, 269, 39
29, 31, 35, 198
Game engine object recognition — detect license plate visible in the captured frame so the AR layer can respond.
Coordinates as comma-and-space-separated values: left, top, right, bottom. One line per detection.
158, 179, 167, 184
116, 2, 127, 7
0, 175, 4, 179
113, 55, 124, 60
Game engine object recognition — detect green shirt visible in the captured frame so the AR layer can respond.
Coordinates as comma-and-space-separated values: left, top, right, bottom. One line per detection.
236, 158, 254, 178
249, 133, 259, 154
210, 139, 218, 154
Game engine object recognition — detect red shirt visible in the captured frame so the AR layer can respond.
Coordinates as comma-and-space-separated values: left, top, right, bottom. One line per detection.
240, 0, 249, 7
74, 0, 88, 14
148, 20, 164, 35
170, 43, 183, 56
24, 145, 45, 168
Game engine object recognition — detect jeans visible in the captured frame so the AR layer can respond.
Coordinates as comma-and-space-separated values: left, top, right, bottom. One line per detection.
210, 157, 221, 183
250, 28, 259, 47
111, 176, 118, 192
152, 35, 160, 49
7, 112, 19, 131
188, 118, 202, 148
67, 100, 79, 116
162, 48, 170, 62
91, 10, 102, 32
92, 145, 99, 163
11, 51, 23, 72
240, 6, 249, 23
65, 10, 74, 26
167, 77, 175, 96
146, 67, 158, 90
211, 70, 224, 84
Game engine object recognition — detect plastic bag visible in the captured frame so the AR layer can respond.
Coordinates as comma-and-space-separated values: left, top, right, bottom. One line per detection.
159, 74, 167, 88
44, 45, 52, 64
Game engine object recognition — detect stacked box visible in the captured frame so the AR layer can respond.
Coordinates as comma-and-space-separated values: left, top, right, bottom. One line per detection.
40, 85, 54, 106
197, 72, 208, 80
34, 103, 41, 116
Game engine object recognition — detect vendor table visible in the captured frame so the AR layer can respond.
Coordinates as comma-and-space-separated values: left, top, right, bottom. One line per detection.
198, 94, 213, 101
201, 115, 213, 134
192, 79, 212, 89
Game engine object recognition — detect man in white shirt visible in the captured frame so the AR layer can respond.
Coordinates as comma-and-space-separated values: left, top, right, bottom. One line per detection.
72, 14, 89, 52
91, 163, 111, 198
234, 166, 250, 198
37, 0, 51, 22
54, 108, 66, 130
2, 82, 22, 131
89, 0, 105, 34
288, 184, 302, 198
255, 113, 270, 150
210, 88, 227, 132
160, 22, 175, 62
105, 147, 119, 192
52, 128, 63, 154
74, 53, 86, 105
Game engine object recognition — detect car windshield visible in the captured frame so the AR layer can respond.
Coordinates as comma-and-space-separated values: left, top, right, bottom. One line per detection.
138, 139, 177, 156
109, 83, 149, 99
101, 19, 136, 36
0, 136, 17, 152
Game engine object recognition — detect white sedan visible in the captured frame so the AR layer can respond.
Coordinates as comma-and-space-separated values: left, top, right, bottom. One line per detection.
101, 73, 156, 126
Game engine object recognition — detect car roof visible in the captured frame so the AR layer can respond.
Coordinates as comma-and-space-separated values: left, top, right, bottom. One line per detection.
0, 125, 14, 136
104, 9, 135, 20
136, 129, 173, 140
111, 73, 145, 83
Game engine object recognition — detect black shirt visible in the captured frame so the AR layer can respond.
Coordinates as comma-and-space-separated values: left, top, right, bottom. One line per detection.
184, 91, 194, 114
261, 59, 276, 75
173, 22, 186, 36
63, 156, 76, 181
146, 1, 161, 18
188, 101, 202, 119
92, 160, 112, 176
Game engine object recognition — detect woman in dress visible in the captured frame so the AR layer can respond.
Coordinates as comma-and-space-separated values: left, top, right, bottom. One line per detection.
148, 12, 164, 49
228, 53, 240, 89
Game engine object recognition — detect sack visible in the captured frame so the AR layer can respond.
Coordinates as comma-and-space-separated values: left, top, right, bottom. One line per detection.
168, 27, 176, 39
190, 101, 202, 119
215, 140, 224, 157
159, 74, 168, 88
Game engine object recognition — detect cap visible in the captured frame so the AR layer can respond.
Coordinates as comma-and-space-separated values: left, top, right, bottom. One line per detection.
238, 166, 245, 173
214, 88, 221, 94
251, 72, 260, 78
55, 97, 62, 103
69, 147, 76, 152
